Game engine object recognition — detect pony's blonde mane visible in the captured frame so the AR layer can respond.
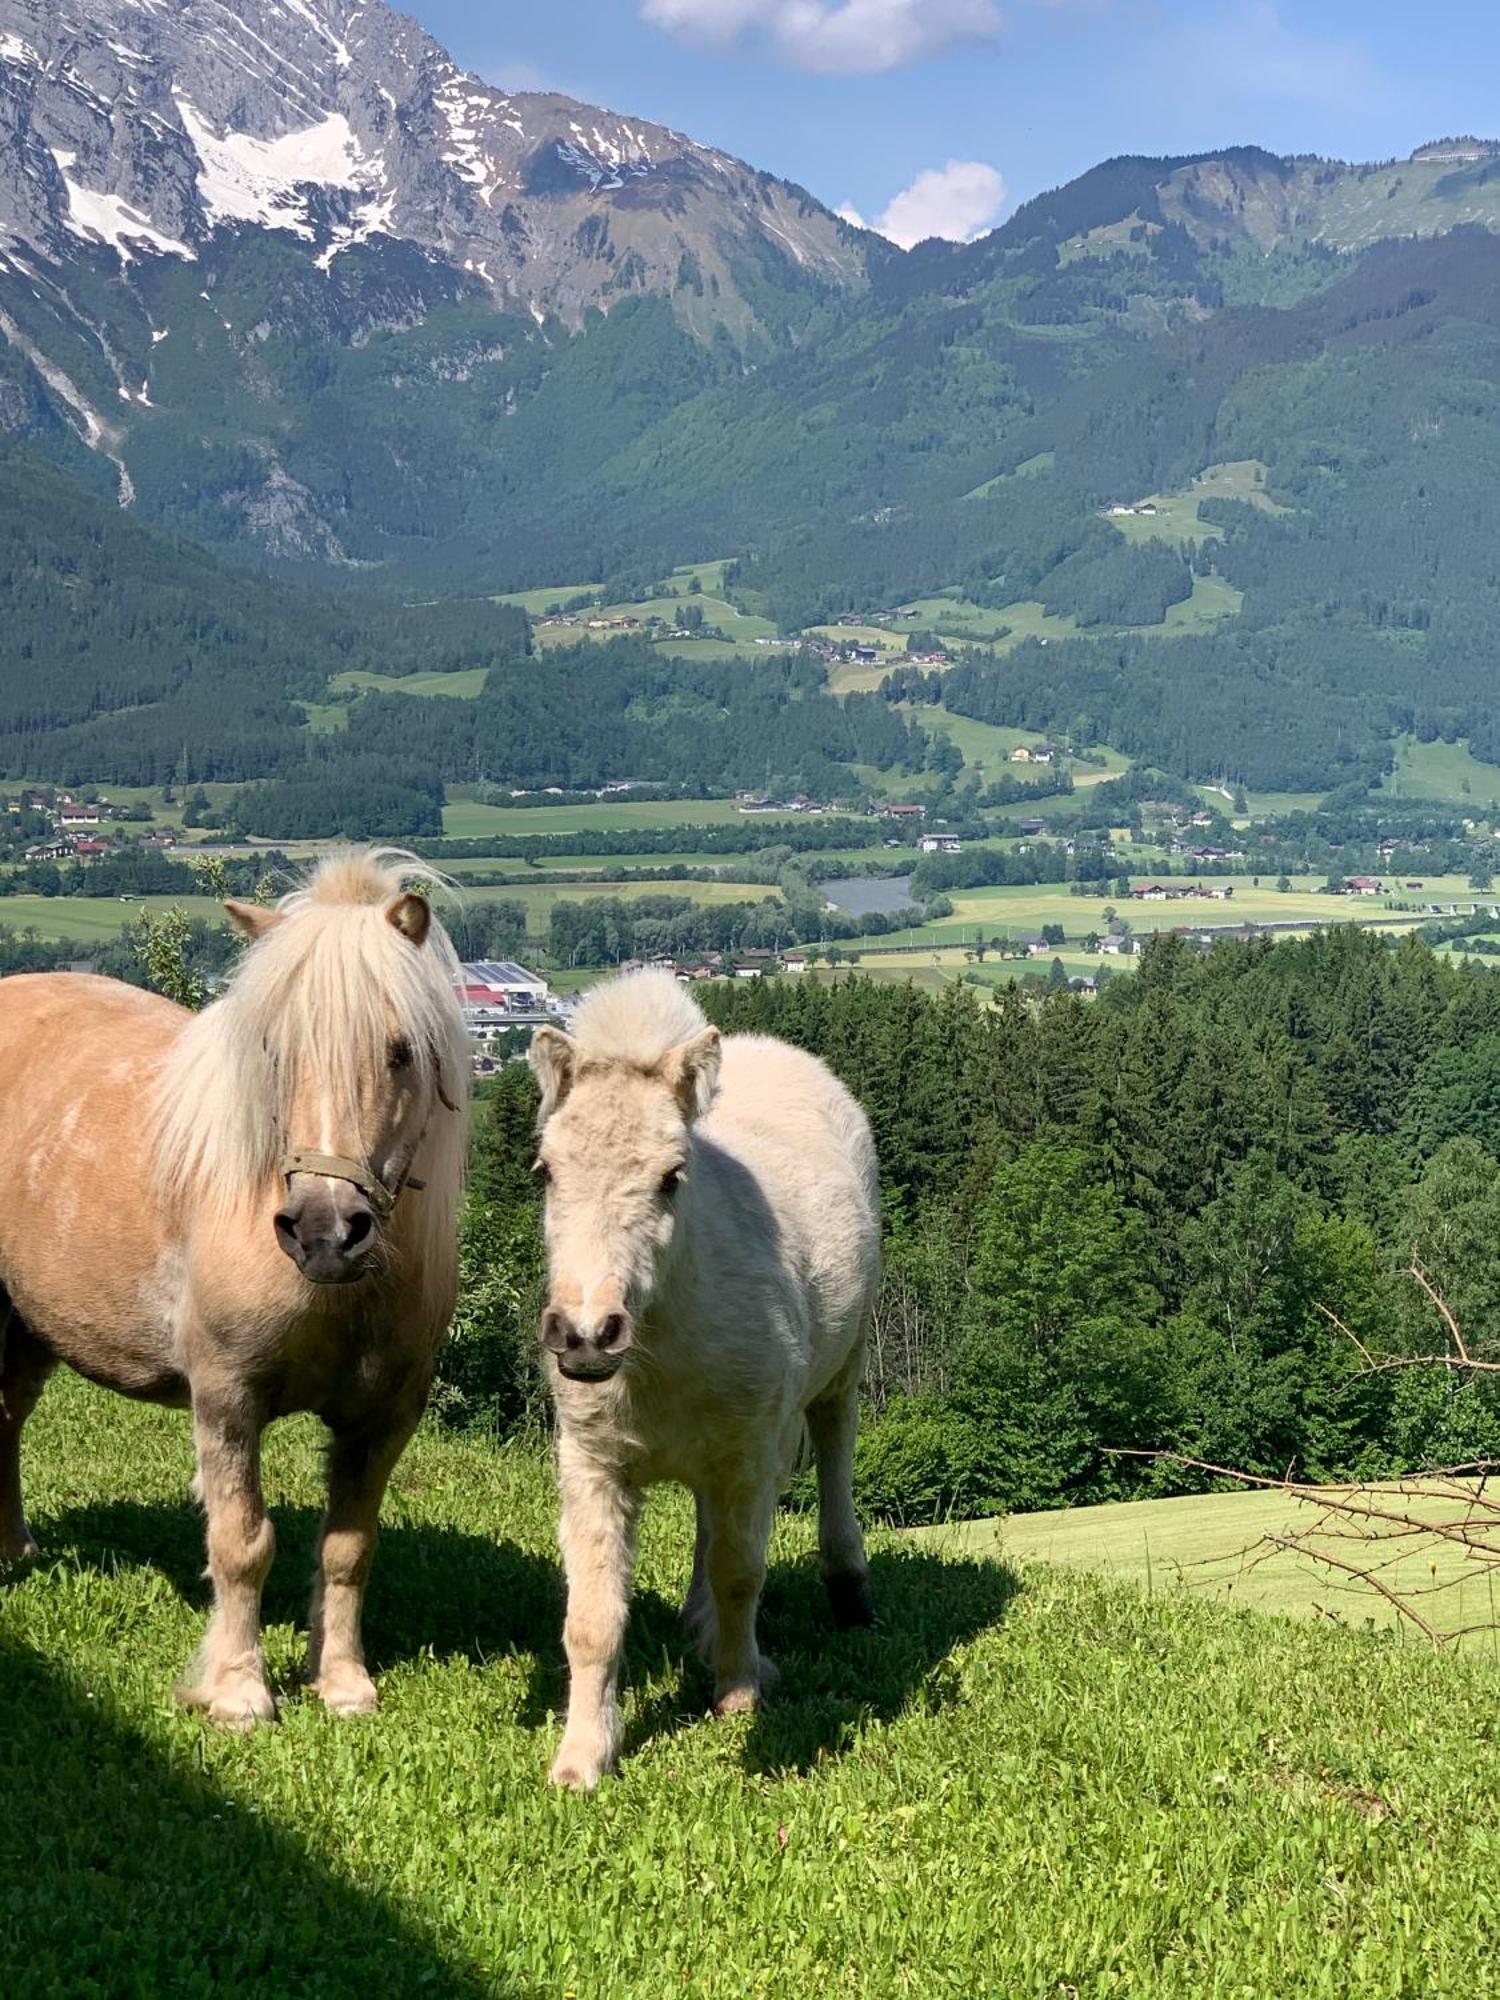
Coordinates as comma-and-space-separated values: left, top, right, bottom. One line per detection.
567, 969, 708, 1069
153, 849, 470, 1283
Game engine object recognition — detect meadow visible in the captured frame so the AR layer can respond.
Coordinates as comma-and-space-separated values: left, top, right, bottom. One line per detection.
439, 797, 799, 839
1380, 735, 1500, 807
5, 1373, 1500, 1997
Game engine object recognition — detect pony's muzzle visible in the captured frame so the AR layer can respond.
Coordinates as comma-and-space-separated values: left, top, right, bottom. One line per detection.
275, 1179, 380, 1285
542, 1306, 634, 1381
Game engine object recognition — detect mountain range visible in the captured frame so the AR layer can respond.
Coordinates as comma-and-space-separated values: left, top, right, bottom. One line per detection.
5, 0, 1500, 796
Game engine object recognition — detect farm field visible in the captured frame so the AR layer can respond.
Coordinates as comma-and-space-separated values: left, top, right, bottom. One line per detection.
451, 877, 777, 941
493, 579, 601, 615
5, 1372, 1500, 1997
531, 592, 776, 657
440, 852, 781, 879
0, 894, 224, 942
439, 798, 802, 839
925, 1484, 1500, 1649
841, 880, 1449, 953
1105, 459, 1285, 543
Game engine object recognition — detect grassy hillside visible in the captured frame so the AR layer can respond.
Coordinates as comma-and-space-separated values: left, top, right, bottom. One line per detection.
3, 1374, 1500, 1995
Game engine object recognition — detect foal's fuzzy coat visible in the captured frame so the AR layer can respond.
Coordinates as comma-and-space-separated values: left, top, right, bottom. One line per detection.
531, 970, 881, 1788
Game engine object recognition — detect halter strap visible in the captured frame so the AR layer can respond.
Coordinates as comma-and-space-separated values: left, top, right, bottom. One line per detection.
278, 1150, 425, 1222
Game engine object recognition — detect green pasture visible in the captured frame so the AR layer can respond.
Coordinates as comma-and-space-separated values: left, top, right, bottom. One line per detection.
6, 1373, 1500, 1995
961, 449, 1054, 499
0, 894, 223, 943
1105, 460, 1285, 544
493, 580, 601, 616
439, 798, 792, 839
924, 1483, 1500, 1649
531, 592, 776, 656
332, 668, 491, 700
1380, 735, 1500, 807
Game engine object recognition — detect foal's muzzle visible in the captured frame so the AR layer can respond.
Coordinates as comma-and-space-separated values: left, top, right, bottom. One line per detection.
542, 1307, 634, 1382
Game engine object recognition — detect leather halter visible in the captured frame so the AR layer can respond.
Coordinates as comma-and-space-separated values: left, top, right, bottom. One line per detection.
277, 1149, 421, 1222
277, 1051, 460, 1219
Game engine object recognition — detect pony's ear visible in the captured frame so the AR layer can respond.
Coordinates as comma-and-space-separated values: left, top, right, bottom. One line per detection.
386, 892, 432, 948
661, 1026, 722, 1120
529, 1026, 576, 1121
224, 899, 282, 941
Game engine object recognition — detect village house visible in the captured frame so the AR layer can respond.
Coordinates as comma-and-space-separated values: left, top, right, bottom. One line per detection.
1346, 876, 1384, 896
919, 834, 962, 854
870, 801, 924, 820
57, 804, 103, 828
1010, 743, 1057, 765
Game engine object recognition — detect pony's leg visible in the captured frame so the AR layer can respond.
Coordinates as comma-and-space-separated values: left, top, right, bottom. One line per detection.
307, 1411, 422, 1716
551, 1435, 640, 1790
806, 1372, 874, 1628
681, 1488, 711, 1640
178, 1398, 276, 1728
0, 1317, 54, 1563
703, 1478, 777, 1717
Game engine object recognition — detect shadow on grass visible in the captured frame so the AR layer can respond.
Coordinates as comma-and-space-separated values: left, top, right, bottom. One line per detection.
23, 1499, 1018, 1781
0, 1639, 498, 1998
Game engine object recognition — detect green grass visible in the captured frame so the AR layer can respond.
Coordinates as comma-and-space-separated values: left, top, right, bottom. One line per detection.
1105, 460, 1286, 544
439, 798, 790, 839
1380, 735, 1500, 807
7, 1373, 1500, 1995
923, 1485, 1500, 1645
493, 580, 602, 616
0, 894, 224, 942
532, 592, 776, 657
332, 668, 492, 700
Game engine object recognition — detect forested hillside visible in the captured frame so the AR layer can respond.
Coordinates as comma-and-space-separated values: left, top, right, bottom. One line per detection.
456, 931, 1500, 1519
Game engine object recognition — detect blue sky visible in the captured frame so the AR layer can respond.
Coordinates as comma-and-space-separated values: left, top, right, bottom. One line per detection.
410, 2, 1499, 246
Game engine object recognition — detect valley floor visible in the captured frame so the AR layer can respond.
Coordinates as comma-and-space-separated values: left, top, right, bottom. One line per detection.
3, 1375, 1500, 1996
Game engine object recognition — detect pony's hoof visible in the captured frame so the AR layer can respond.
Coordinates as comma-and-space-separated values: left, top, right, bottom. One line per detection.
315, 1666, 380, 1717
714, 1682, 761, 1718
178, 1678, 277, 1730
826, 1570, 875, 1629
0, 1532, 40, 1567
549, 1749, 608, 1791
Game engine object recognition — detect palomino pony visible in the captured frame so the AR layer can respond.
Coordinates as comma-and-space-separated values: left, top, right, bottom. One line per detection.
0, 850, 469, 1724
530, 969, 881, 1788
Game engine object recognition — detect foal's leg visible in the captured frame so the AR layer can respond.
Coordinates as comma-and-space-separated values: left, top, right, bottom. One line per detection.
806, 1371, 874, 1628
179, 1396, 276, 1728
307, 1408, 422, 1716
702, 1478, 778, 1717
0, 1317, 54, 1564
551, 1434, 640, 1790
681, 1489, 711, 1639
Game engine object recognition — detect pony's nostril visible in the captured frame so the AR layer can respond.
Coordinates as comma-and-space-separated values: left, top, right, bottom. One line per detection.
597, 1313, 631, 1352
274, 1211, 299, 1246
343, 1210, 375, 1253
541, 1309, 573, 1354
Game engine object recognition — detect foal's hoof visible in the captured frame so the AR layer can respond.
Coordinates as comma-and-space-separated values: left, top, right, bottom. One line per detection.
178, 1678, 277, 1731
314, 1665, 380, 1717
0, 1531, 40, 1567
826, 1569, 875, 1629
549, 1749, 609, 1792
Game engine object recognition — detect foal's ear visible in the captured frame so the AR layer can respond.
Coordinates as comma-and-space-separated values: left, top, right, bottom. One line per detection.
529, 1026, 576, 1121
661, 1026, 722, 1120
224, 899, 282, 941
386, 892, 432, 948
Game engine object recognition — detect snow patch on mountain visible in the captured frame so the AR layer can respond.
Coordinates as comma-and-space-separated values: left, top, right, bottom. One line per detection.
51, 153, 193, 261
175, 96, 370, 236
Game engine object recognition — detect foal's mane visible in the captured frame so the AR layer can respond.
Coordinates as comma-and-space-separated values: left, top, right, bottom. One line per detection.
152, 850, 470, 1272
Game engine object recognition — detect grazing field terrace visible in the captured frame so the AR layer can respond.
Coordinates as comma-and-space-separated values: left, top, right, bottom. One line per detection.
5, 1373, 1499, 1997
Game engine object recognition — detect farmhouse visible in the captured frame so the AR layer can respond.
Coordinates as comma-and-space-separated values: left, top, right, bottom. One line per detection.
920, 835, 962, 854
1346, 876, 1384, 896
1010, 743, 1057, 765
871, 802, 924, 820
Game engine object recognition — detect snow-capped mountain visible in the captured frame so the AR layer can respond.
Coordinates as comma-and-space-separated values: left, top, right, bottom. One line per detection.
0, 0, 862, 326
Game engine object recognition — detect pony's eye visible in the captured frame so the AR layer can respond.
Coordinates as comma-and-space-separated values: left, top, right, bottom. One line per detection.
533, 1158, 553, 1184
660, 1167, 683, 1199
389, 1037, 413, 1070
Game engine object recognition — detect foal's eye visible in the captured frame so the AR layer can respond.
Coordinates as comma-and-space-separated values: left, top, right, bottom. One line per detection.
660, 1167, 683, 1199
533, 1158, 552, 1185
389, 1037, 414, 1070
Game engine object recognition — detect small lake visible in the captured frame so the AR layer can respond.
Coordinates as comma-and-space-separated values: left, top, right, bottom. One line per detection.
824, 874, 917, 918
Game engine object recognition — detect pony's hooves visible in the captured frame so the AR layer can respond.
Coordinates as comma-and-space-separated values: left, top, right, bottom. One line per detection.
827, 1571, 875, 1629
714, 1683, 761, 1718
549, 1751, 609, 1791
315, 1669, 380, 1717
179, 1680, 278, 1730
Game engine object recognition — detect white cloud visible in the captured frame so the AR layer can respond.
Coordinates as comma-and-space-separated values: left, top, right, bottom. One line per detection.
841, 160, 1007, 248
639, 0, 1004, 76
